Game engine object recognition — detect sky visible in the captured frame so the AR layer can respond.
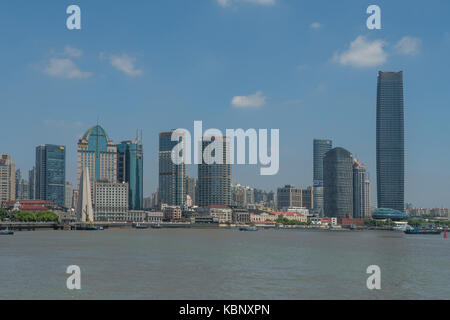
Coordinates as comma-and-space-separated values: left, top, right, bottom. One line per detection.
0, 0, 449, 208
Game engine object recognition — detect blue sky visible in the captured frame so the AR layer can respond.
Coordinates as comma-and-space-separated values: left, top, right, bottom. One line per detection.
1, 0, 449, 207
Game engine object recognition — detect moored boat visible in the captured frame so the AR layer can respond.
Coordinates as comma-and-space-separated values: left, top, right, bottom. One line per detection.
404, 226, 442, 235
239, 226, 258, 232
1, 227, 14, 235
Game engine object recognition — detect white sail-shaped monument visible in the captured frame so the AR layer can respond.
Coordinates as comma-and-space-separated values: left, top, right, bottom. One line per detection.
76, 167, 94, 223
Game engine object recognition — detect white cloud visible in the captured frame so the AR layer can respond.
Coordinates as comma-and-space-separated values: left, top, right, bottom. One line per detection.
217, 0, 276, 7
231, 91, 266, 108
64, 46, 83, 58
333, 36, 387, 68
44, 58, 92, 79
110, 55, 143, 77
395, 36, 421, 56
310, 22, 321, 29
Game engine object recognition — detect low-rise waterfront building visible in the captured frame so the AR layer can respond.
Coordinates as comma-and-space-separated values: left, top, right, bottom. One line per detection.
196, 205, 232, 224
163, 206, 182, 221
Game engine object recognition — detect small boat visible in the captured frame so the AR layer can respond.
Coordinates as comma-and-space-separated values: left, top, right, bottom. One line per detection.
404, 227, 442, 235
86, 226, 104, 231
239, 226, 258, 232
135, 223, 149, 229
1, 227, 14, 235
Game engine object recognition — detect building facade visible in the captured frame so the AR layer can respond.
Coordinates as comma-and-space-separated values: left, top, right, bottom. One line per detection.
65, 182, 73, 209
353, 159, 371, 219
94, 181, 129, 221
323, 147, 353, 219
302, 186, 314, 210
0, 154, 16, 203
313, 139, 333, 216
117, 139, 144, 210
159, 131, 186, 207
277, 185, 302, 210
197, 136, 231, 207
377, 71, 405, 212
36, 145, 66, 207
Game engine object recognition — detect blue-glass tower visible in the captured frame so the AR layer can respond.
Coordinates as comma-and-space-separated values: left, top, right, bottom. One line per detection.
117, 139, 143, 210
376, 71, 405, 212
35, 144, 66, 207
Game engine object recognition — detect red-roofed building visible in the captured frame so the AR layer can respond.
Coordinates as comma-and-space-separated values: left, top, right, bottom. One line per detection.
2, 200, 61, 212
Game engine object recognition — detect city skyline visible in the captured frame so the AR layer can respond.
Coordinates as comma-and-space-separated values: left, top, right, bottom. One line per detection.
1, 1, 450, 207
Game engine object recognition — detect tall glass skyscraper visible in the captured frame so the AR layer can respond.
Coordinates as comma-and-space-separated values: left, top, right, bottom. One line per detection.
198, 136, 231, 207
323, 147, 353, 219
313, 139, 332, 216
117, 139, 144, 210
159, 131, 186, 206
36, 145, 66, 207
376, 71, 405, 212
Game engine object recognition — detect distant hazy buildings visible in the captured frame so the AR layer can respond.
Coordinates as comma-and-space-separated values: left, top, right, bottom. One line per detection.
324, 148, 353, 219
185, 176, 196, 207
353, 159, 371, 219
313, 139, 333, 216
159, 131, 186, 207
377, 71, 405, 212
117, 139, 144, 210
198, 136, 231, 207
231, 184, 255, 208
0, 154, 16, 202
15, 169, 30, 200
36, 145, 66, 207
28, 167, 36, 200
302, 186, 314, 210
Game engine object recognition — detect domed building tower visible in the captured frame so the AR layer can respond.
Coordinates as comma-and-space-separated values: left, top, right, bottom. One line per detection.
77, 125, 118, 188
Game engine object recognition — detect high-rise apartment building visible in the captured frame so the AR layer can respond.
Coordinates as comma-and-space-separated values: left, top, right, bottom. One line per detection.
198, 136, 231, 207
323, 147, 353, 219
0, 154, 16, 202
159, 131, 186, 207
36, 145, 66, 207
117, 139, 143, 210
377, 71, 405, 212
313, 139, 332, 216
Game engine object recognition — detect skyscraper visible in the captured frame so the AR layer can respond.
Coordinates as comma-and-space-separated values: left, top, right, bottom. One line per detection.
313, 139, 333, 216
324, 147, 353, 219
353, 159, 370, 219
77, 125, 117, 188
159, 131, 186, 206
377, 71, 405, 212
198, 136, 231, 207
36, 145, 66, 207
117, 138, 144, 210
0, 154, 16, 202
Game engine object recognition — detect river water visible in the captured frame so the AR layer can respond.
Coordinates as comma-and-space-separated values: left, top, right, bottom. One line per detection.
0, 229, 449, 300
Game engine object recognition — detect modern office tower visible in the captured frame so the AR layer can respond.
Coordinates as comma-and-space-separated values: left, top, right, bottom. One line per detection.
198, 136, 231, 207
28, 167, 36, 200
302, 186, 314, 210
377, 71, 405, 212
117, 138, 144, 210
36, 145, 66, 207
313, 139, 333, 216
185, 176, 196, 207
323, 147, 353, 218
77, 125, 117, 189
94, 181, 129, 221
353, 159, 371, 219
159, 131, 186, 207
277, 185, 302, 210
0, 154, 16, 202
65, 182, 73, 209
76, 167, 94, 223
